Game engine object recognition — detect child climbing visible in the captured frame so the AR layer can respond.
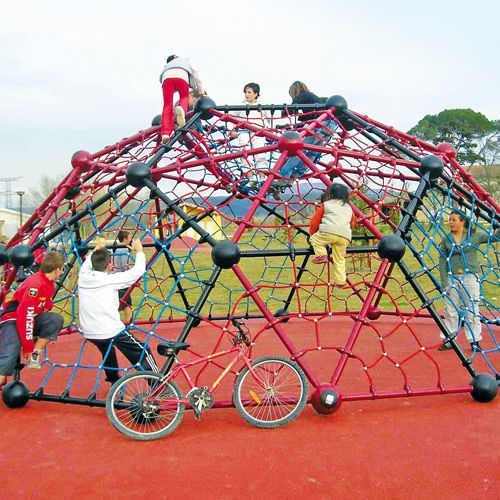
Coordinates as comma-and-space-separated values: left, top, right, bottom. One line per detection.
159, 55, 205, 144
269, 81, 338, 200
229, 82, 269, 188
113, 229, 134, 325
309, 183, 352, 286
437, 210, 500, 352
78, 238, 157, 383
0, 252, 65, 387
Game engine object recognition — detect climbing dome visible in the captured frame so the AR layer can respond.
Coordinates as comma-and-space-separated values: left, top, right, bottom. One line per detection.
1, 95, 499, 412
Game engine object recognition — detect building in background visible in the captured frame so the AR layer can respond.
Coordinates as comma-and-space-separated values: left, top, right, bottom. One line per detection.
0, 208, 29, 239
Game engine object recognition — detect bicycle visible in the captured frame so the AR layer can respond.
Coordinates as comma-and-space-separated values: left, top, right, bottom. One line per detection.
105, 319, 309, 440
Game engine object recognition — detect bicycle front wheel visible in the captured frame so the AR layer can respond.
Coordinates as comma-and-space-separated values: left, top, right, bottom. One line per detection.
106, 371, 184, 441
233, 356, 308, 428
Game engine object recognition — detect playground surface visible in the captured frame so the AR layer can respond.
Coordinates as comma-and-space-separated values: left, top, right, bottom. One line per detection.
1, 320, 499, 499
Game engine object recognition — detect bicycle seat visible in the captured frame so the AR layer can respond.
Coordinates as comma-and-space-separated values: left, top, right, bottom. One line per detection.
157, 340, 190, 357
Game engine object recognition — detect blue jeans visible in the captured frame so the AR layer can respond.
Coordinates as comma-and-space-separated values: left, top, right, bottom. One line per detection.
0, 312, 63, 376
279, 120, 337, 179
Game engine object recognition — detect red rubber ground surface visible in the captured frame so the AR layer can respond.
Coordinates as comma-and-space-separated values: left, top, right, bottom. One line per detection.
1, 320, 499, 499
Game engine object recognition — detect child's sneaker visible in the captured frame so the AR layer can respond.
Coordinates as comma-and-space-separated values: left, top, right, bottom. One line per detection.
438, 342, 453, 351
27, 351, 41, 369
470, 341, 483, 352
161, 135, 170, 144
269, 186, 281, 200
312, 255, 329, 264
175, 106, 186, 128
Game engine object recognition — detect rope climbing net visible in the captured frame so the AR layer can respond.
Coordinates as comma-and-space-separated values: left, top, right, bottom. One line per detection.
1, 95, 498, 409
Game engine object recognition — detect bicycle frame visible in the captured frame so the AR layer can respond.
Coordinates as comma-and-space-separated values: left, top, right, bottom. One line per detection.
148, 343, 264, 408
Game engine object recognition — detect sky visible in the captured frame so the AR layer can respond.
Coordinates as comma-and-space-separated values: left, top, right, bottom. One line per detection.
0, 0, 499, 206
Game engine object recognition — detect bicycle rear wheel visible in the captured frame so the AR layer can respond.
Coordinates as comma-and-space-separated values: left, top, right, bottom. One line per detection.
106, 371, 184, 440
233, 356, 308, 428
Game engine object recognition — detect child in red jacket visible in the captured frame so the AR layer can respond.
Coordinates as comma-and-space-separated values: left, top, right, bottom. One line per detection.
0, 252, 65, 387
309, 184, 353, 285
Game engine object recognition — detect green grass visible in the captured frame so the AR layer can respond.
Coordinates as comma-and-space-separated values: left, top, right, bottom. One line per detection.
128, 236, 498, 321
50, 223, 498, 325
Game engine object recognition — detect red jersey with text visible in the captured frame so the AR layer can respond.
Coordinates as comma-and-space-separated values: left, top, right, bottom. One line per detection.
0, 271, 55, 353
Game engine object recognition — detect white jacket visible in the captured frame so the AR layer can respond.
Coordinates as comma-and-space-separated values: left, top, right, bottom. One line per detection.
78, 252, 146, 339
159, 56, 204, 95
319, 199, 352, 241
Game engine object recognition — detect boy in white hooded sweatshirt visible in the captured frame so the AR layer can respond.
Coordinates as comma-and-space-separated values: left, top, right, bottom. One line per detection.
78, 238, 157, 383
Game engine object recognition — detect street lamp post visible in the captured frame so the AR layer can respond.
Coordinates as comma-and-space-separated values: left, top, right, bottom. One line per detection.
16, 191, 25, 228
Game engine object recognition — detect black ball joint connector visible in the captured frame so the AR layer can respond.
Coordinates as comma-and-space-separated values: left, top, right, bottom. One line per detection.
0, 244, 34, 268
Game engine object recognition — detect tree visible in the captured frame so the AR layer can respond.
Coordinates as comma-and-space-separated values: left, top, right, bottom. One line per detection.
409, 109, 500, 201
473, 119, 500, 202
26, 175, 63, 211
408, 109, 494, 165
477, 119, 500, 166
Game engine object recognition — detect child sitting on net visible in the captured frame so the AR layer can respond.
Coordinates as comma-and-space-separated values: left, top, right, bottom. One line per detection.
309, 183, 352, 286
